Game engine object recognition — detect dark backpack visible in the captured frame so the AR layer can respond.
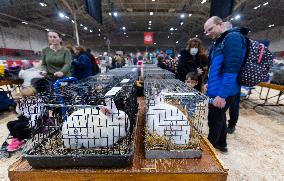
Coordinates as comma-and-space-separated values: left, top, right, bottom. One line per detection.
239, 38, 274, 86
0, 88, 15, 112
222, 34, 273, 87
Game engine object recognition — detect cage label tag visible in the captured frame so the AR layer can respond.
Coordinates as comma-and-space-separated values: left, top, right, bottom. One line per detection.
105, 87, 122, 97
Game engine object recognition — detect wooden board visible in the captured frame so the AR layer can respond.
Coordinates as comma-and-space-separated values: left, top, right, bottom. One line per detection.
0, 79, 23, 86
258, 82, 284, 92
9, 97, 228, 181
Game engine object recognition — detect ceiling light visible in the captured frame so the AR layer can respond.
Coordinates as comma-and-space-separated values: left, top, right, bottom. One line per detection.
65, 15, 69, 19
84, 27, 88, 30
99, 29, 101, 32
148, 27, 151, 30
268, 24, 275, 28
126, 36, 128, 37
62, 33, 66, 36
113, 12, 118, 16
180, 14, 185, 18
180, 21, 184, 26
90, 30, 93, 32
170, 27, 174, 31
176, 41, 179, 44
152, 0, 155, 1
234, 14, 241, 20
154, 42, 156, 45
201, 0, 207, 4
253, 5, 261, 10
149, 20, 152, 23
122, 26, 126, 30
71, 20, 74, 23
188, 14, 192, 17
167, 36, 170, 39
195, 35, 198, 37
45, 28, 50, 31
126, 8, 133, 12
104, 37, 106, 39
109, 12, 112, 16
168, 8, 175, 13
124, 32, 126, 34
39, 2, 47, 7
98, 33, 101, 36
263, 2, 269, 6
175, 28, 178, 30
21, 21, 28, 24
150, 12, 154, 15
80, 24, 83, 27
59, 12, 65, 18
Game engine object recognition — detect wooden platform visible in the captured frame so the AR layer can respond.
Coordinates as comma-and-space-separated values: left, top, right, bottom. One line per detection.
258, 82, 284, 92
8, 97, 228, 181
252, 82, 284, 108
0, 79, 23, 86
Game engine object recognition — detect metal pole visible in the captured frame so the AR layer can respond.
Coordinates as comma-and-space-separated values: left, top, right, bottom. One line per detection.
106, 38, 110, 53
74, 13, 80, 45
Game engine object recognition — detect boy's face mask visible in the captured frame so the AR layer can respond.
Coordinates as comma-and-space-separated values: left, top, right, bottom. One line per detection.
190, 48, 199, 56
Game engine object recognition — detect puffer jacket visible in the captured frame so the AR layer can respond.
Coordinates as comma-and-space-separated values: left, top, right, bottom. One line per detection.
207, 27, 248, 99
71, 52, 93, 80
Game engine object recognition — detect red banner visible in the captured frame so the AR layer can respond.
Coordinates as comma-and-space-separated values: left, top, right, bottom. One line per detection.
144, 32, 154, 45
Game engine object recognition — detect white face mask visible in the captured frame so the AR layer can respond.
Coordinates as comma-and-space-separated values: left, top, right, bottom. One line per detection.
190, 48, 198, 56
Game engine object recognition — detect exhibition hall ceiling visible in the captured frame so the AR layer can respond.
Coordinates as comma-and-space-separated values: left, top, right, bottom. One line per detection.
0, 0, 283, 49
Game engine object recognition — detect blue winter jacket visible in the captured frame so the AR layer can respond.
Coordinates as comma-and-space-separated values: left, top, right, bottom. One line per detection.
71, 52, 93, 80
207, 28, 248, 99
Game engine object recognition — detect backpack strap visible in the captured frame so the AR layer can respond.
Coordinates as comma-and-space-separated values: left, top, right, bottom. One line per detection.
219, 32, 248, 73
257, 43, 265, 63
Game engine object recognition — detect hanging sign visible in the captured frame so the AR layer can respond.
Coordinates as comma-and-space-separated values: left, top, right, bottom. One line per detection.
144, 32, 154, 45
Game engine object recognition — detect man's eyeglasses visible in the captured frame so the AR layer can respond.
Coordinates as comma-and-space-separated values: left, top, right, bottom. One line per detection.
204, 26, 215, 36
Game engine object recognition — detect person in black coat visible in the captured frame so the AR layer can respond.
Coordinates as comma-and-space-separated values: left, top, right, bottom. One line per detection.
86, 48, 100, 75
71, 46, 93, 80
177, 37, 208, 92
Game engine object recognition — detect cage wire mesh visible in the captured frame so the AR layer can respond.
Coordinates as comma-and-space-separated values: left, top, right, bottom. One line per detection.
144, 79, 208, 156
22, 72, 138, 168
143, 68, 175, 80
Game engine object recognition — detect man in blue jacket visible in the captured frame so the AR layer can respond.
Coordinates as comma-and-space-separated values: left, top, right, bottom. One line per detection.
204, 16, 247, 152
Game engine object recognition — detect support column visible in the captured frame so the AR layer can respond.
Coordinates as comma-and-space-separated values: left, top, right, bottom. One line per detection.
73, 14, 80, 46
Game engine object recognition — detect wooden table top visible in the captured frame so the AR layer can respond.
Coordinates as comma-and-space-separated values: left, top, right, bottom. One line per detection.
9, 97, 227, 181
258, 82, 284, 92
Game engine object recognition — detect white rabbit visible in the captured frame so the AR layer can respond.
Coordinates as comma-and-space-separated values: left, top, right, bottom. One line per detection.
62, 98, 129, 149
146, 90, 190, 145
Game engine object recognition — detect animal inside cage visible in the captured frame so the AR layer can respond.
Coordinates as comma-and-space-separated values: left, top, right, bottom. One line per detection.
23, 76, 138, 168
143, 69, 175, 80
144, 79, 208, 159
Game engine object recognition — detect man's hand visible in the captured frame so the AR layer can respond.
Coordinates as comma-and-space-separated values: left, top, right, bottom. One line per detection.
213, 96, 226, 108
54, 71, 64, 77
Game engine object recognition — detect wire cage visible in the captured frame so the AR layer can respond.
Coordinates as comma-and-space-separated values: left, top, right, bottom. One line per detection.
142, 64, 158, 68
143, 69, 175, 80
22, 75, 138, 168
143, 79, 208, 159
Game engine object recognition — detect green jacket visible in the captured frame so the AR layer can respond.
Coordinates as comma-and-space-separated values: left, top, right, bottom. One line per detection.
41, 47, 72, 80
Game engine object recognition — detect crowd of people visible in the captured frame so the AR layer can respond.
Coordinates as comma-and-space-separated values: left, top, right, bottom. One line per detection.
5, 16, 247, 153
